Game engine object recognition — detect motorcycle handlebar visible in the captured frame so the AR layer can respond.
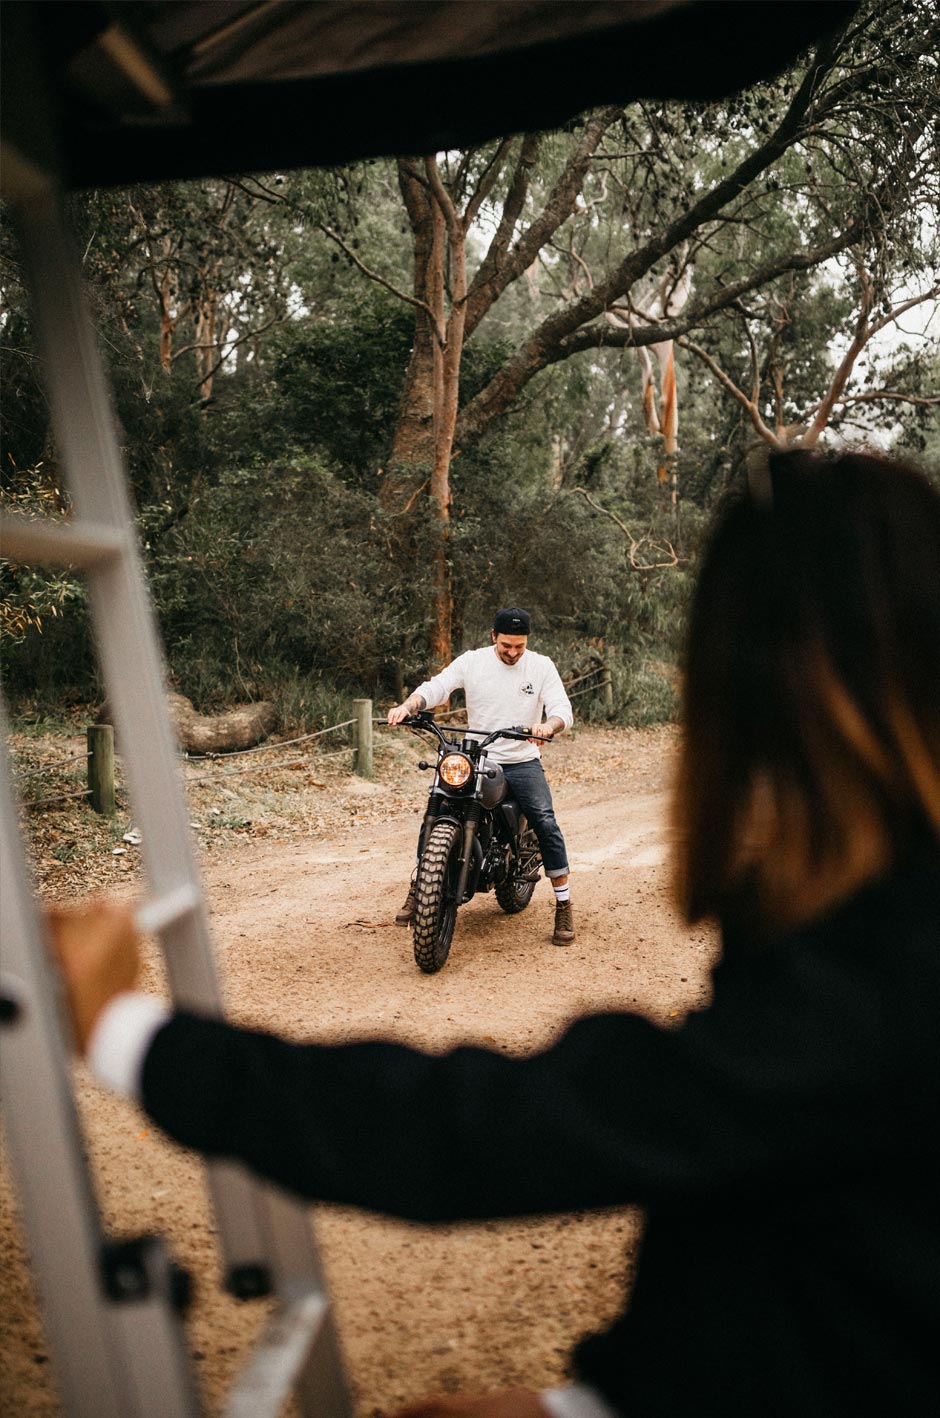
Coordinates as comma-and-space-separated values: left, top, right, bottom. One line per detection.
504, 724, 552, 744
397, 714, 551, 746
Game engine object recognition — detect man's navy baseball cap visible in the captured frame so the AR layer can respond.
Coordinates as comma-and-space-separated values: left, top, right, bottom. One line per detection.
493, 607, 531, 635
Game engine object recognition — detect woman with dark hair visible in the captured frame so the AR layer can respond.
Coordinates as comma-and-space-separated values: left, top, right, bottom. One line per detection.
52, 450, 940, 1418
676, 450, 940, 939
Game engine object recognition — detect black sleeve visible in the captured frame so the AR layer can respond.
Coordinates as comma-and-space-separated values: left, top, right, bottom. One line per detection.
141, 907, 929, 1222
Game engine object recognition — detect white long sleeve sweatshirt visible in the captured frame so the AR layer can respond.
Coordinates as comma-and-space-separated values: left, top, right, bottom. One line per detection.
413, 645, 573, 764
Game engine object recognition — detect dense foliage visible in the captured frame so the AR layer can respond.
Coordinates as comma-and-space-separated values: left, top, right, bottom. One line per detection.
2, 0, 937, 725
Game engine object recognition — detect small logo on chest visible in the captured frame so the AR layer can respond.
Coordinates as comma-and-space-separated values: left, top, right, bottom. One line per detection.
519, 682, 534, 697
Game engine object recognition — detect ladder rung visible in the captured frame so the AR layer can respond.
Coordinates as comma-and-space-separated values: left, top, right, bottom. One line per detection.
0, 513, 127, 569
134, 885, 201, 937
224, 1294, 328, 1418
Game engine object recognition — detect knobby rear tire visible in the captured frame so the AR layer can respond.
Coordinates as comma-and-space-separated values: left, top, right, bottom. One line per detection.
413, 820, 462, 973
495, 820, 539, 914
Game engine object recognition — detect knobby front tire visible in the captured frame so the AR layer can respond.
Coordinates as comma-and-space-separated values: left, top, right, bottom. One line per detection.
413, 819, 462, 973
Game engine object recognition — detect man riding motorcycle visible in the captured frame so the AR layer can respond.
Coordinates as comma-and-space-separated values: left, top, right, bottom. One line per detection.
387, 607, 575, 945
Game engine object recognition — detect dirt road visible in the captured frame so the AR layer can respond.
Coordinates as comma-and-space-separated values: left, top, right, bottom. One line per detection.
1, 726, 716, 1415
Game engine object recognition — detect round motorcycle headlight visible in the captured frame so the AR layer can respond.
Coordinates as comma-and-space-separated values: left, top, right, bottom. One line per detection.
439, 752, 473, 787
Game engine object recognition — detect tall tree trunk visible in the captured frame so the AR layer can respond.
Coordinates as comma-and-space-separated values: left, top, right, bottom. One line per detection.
157, 243, 177, 371
194, 289, 218, 400
654, 341, 678, 485
426, 196, 452, 668
380, 162, 439, 510
159, 269, 175, 371
380, 159, 470, 671
425, 162, 469, 672
381, 338, 436, 513
375, 126, 621, 669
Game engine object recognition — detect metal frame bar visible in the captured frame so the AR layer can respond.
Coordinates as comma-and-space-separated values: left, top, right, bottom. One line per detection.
0, 512, 126, 568
0, 713, 200, 1418
1, 117, 351, 1418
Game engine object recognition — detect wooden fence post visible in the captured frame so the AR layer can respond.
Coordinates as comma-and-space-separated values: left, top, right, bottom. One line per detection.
353, 699, 373, 779
601, 668, 614, 717
87, 723, 115, 815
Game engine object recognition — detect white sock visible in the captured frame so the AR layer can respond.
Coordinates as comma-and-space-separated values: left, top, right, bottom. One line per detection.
552, 882, 570, 903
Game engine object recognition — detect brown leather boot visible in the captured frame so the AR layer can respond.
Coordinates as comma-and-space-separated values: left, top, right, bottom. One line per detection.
552, 899, 575, 945
395, 886, 417, 926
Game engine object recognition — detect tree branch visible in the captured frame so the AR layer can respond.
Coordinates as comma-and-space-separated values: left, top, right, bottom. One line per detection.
570, 488, 680, 570
463, 138, 514, 229
388, 479, 430, 518
800, 277, 939, 441
801, 253, 874, 444
464, 134, 540, 319
464, 109, 619, 337
424, 156, 463, 244
867, 286, 940, 339
558, 218, 870, 357
456, 40, 850, 441
837, 390, 940, 406
192, 314, 280, 392
229, 176, 284, 206
677, 338, 781, 446
543, 38, 843, 348
319, 223, 442, 335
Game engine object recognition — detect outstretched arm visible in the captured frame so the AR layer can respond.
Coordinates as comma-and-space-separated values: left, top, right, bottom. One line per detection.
388, 653, 469, 725
47, 894, 910, 1224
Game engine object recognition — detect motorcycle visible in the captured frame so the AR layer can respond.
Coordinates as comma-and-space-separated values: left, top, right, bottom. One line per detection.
398, 710, 549, 973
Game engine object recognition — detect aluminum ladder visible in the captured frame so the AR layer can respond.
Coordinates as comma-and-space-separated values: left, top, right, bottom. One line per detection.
0, 117, 353, 1418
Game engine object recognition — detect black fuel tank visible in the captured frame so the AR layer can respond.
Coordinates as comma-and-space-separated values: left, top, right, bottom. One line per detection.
480, 762, 508, 809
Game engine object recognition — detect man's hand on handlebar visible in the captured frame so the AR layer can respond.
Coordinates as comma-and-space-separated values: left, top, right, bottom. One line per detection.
528, 714, 564, 746
388, 695, 428, 726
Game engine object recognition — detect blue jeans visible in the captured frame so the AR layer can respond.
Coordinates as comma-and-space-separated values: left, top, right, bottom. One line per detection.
501, 759, 569, 878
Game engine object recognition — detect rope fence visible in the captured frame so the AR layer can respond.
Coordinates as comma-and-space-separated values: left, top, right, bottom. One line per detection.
186, 744, 354, 785
184, 713, 360, 785
183, 720, 356, 762
14, 750, 91, 779
23, 787, 91, 810
13, 665, 612, 816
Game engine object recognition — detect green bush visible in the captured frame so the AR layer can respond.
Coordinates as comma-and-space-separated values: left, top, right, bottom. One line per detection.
148, 453, 417, 704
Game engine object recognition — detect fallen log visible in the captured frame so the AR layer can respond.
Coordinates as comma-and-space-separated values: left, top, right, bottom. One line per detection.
166, 693, 277, 754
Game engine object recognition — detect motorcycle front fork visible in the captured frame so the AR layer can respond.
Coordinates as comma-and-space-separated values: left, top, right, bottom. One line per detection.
454, 805, 481, 904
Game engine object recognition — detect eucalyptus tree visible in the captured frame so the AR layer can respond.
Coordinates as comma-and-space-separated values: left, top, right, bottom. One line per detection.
319, 0, 939, 666
74, 173, 330, 397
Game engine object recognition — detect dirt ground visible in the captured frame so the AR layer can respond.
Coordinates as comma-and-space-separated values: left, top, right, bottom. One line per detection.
0, 724, 716, 1416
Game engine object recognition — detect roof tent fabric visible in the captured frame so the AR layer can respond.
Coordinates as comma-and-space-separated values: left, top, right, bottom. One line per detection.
7, 1, 859, 189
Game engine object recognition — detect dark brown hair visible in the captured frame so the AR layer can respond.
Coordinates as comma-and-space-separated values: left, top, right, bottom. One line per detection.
674, 449, 940, 936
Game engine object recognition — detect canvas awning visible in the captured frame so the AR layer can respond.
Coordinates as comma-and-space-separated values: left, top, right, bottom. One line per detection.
2, 1, 858, 192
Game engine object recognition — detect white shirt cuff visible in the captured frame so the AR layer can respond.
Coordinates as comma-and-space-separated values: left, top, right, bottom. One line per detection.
87, 992, 172, 1100
542, 1384, 621, 1418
